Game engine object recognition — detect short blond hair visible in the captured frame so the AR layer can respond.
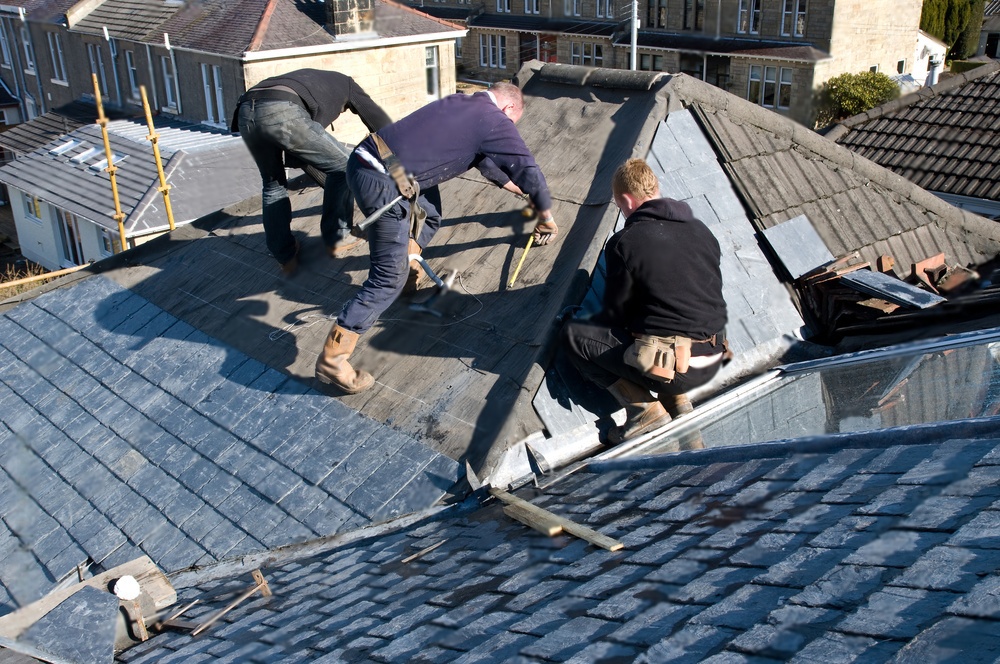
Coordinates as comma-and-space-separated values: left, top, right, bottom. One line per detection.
611, 158, 660, 201
490, 81, 524, 115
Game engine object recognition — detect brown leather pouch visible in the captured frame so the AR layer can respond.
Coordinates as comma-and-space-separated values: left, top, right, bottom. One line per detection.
625, 335, 692, 382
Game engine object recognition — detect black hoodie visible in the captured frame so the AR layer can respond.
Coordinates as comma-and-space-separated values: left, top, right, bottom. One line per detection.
603, 197, 727, 342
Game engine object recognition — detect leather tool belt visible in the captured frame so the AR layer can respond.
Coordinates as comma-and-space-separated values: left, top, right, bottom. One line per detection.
240, 86, 306, 111
625, 332, 731, 383
372, 134, 426, 241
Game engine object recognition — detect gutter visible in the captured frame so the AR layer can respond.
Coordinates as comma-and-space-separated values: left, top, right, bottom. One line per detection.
241, 29, 467, 62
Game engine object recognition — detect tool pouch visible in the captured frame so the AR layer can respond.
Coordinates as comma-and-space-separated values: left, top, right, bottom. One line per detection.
624, 335, 692, 382
372, 133, 424, 240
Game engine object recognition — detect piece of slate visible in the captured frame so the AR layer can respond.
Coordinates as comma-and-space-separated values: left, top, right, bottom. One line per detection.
20, 585, 118, 663
840, 270, 946, 309
762, 214, 835, 280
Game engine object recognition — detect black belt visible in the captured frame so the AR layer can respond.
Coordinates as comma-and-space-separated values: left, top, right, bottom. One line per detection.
240, 87, 305, 111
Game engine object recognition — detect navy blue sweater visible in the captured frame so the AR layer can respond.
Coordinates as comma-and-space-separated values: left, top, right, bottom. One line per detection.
604, 198, 727, 341
362, 91, 552, 211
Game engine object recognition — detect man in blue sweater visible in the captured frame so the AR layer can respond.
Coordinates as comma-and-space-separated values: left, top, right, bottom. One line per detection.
315, 82, 556, 393
233, 69, 391, 274
562, 158, 728, 444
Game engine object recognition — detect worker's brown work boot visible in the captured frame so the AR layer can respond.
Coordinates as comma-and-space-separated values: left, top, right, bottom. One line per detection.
403, 238, 424, 295
329, 228, 366, 258
660, 392, 694, 419
279, 240, 301, 276
315, 325, 374, 394
606, 378, 672, 445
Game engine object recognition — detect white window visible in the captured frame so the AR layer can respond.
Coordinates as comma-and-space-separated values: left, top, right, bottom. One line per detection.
597, 0, 613, 18
571, 42, 604, 66
201, 63, 224, 124
869, 64, 878, 73
571, 42, 581, 65
161, 56, 177, 109
100, 228, 118, 257
87, 43, 108, 98
22, 193, 41, 221
497, 0, 511, 11
125, 50, 140, 100
749, 65, 789, 109
21, 26, 34, 73
738, 0, 761, 34
479, 34, 507, 68
425, 46, 439, 99
456, 36, 464, 58
47, 32, 66, 82
897, 59, 906, 74
781, 0, 806, 37
56, 209, 84, 267
0, 21, 12, 67
525, 0, 539, 14
564, 0, 581, 16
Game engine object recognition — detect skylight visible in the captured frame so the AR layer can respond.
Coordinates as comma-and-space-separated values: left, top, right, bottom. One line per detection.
49, 139, 81, 155
70, 147, 100, 163
89, 154, 127, 171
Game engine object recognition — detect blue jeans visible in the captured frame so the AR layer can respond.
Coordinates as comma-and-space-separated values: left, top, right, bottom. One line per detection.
337, 156, 442, 333
238, 99, 353, 263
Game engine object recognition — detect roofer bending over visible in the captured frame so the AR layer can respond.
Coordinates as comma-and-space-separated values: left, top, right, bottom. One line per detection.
233, 69, 391, 274
315, 81, 556, 394
561, 158, 729, 444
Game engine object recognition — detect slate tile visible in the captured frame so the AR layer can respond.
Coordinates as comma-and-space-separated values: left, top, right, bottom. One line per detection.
896, 443, 985, 486
821, 472, 901, 504
299, 495, 355, 535
788, 449, 879, 492
508, 596, 595, 636
753, 546, 847, 589
942, 465, 1000, 498
690, 583, 795, 629
587, 581, 676, 622
729, 479, 796, 509
855, 484, 932, 517
319, 426, 409, 501
729, 623, 817, 659
641, 624, 738, 663
836, 586, 956, 639
701, 519, 773, 550
625, 533, 701, 566
893, 545, 998, 593
448, 631, 536, 663
900, 495, 991, 531
153, 537, 209, 572
520, 616, 617, 661
729, 532, 809, 567
791, 564, 891, 609
808, 515, 892, 549
217, 486, 265, 525
669, 566, 760, 605
235, 457, 301, 504
842, 530, 948, 568
947, 574, 1000, 619
503, 579, 578, 612
945, 510, 1000, 549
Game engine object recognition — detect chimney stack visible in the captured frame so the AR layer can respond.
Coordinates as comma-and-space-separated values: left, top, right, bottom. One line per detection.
327, 0, 375, 38
926, 56, 942, 87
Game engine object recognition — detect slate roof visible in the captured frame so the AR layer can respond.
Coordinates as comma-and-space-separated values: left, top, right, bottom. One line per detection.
2, 62, 1000, 656
617, 32, 831, 62
0, 117, 259, 236
0, 275, 459, 615
987, 0, 1000, 15
66, 0, 463, 57
827, 61, 1000, 210
112, 334, 1000, 662
469, 14, 616, 36
0, 101, 126, 160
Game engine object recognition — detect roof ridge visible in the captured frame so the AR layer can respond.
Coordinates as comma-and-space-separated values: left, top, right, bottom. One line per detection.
248, 0, 281, 51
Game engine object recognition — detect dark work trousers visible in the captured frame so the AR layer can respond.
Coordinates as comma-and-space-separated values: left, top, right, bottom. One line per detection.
337, 156, 442, 334
561, 319, 723, 397
237, 99, 353, 263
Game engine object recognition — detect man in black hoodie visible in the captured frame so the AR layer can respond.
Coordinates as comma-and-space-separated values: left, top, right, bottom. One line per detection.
562, 158, 728, 444
233, 69, 391, 274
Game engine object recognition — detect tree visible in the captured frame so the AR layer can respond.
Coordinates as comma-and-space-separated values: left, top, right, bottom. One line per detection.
815, 71, 901, 128
921, 0, 973, 47
951, 0, 985, 59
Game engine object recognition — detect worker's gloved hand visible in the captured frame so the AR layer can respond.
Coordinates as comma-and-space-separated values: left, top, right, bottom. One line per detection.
532, 218, 558, 246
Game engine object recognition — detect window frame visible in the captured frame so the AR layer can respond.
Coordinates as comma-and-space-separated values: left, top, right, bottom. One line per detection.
87, 43, 109, 98
200, 62, 225, 125
125, 49, 140, 100
21, 192, 42, 223
47, 32, 67, 83
0, 20, 12, 68
425, 45, 440, 100
781, 0, 806, 37
21, 26, 34, 73
161, 55, 177, 110
56, 208, 84, 268
738, 0, 761, 34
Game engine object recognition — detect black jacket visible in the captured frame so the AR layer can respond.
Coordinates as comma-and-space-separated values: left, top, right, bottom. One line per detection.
232, 69, 390, 133
603, 197, 727, 341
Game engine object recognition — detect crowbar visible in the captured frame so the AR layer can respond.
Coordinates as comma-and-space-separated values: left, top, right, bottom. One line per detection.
357, 195, 404, 232
508, 235, 534, 287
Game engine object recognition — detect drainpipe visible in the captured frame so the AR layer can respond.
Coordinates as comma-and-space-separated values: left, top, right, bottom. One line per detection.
20, 7, 45, 115
144, 42, 159, 110
926, 55, 941, 87
164, 32, 181, 114
103, 26, 121, 105
630, 0, 637, 70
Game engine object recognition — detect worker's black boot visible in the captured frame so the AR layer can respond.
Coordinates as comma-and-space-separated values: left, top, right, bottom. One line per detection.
660, 392, 694, 419
606, 378, 672, 445
315, 325, 374, 394
403, 239, 424, 295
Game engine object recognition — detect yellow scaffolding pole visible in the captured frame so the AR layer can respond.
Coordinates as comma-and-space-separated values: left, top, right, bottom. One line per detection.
139, 85, 176, 231
92, 74, 128, 252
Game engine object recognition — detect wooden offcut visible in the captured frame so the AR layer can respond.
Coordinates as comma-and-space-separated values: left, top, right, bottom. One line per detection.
492, 488, 624, 551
